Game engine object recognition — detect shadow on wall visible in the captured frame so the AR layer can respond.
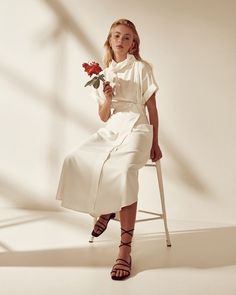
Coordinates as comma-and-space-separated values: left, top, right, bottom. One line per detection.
0, 0, 101, 210
161, 132, 211, 195
42, 0, 101, 60
0, 61, 98, 132
0, 224, 236, 275
41, 0, 213, 197
0, 173, 56, 210
0, 0, 210, 210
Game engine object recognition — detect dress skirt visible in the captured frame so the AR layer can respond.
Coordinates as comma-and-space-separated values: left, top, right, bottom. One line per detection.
56, 113, 153, 217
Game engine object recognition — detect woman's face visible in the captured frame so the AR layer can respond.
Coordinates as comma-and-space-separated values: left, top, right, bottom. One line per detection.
109, 24, 134, 59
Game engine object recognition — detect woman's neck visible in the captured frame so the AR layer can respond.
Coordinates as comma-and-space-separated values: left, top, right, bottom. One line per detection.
114, 53, 128, 63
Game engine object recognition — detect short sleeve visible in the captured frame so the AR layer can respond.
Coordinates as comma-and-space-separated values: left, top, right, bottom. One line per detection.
141, 62, 159, 102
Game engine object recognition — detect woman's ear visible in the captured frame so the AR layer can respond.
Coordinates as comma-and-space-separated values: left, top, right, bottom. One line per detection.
129, 42, 135, 53
129, 42, 134, 50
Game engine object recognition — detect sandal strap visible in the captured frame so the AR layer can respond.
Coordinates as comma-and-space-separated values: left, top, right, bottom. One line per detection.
119, 241, 131, 248
91, 213, 115, 237
121, 228, 134, 237
94, 220, 107, 231
99, 215, 110, 222
96, 219, 107, 227
119, 228, 134, 248
115, 258, 131, 266
110, 257, 132, 278
111, 258, 131, 271
112, 262, 130, 269
94, 213, 115, 231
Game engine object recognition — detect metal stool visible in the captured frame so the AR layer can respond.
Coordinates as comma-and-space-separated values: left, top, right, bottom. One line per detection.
89, 160, 171, 247
137, 160, 171, 247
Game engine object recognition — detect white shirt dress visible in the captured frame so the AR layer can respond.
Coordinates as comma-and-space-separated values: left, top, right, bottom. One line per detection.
56, 54, 159, 217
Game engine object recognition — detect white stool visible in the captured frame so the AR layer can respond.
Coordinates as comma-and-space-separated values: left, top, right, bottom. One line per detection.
89, 160, 171, 247
137, 160, 171, 247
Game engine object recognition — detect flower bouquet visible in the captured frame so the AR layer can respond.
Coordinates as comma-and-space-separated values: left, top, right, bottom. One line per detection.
82, 62, 105, 89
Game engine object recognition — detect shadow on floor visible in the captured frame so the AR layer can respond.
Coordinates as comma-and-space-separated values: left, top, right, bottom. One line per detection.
0, 226, 236, 276
132, 226, 236, 275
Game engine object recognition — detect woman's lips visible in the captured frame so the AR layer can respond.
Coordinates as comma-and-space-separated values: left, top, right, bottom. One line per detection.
116, 45, 123, 49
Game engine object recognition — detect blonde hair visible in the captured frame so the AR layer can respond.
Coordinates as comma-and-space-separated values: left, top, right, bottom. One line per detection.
103, 19, 142, 68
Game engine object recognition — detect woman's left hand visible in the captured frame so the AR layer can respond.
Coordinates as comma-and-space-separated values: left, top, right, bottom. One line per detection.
150, 142, 162, 162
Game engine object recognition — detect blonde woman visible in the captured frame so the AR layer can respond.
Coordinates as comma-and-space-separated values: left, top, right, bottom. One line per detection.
56, 19, 162, 280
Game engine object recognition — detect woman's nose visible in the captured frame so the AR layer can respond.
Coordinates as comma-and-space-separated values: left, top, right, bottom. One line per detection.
117, 37, 123, 44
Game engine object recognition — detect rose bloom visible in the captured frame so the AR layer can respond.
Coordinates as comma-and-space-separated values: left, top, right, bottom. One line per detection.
82, 62, 102, 77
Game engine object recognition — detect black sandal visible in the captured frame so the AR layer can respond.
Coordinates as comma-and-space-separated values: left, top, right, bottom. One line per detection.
111, 256, 132, 281
111, 228, 134, 281
91, 213, 116, 238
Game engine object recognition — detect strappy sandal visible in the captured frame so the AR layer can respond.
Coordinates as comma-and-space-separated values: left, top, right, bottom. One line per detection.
111, 228, 134, 281
91, 213, 116, 238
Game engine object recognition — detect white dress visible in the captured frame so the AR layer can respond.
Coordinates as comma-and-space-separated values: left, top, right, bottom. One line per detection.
56, 54, 159, 217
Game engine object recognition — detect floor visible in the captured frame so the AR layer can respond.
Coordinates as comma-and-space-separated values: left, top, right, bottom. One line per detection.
0, 208, 236, 295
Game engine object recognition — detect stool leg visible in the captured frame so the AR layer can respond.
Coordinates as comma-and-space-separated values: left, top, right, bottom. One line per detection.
156, 161, 171, 247
89, 217, 97, 243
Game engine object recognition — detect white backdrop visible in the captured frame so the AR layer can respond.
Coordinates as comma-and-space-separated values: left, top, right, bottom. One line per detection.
0, 0, 235, 223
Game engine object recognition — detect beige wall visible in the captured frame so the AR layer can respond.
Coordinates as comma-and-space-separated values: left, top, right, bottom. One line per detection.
0, 0, 235, 223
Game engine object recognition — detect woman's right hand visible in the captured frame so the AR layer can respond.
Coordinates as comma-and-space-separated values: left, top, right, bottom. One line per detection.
103, 81, 113, 101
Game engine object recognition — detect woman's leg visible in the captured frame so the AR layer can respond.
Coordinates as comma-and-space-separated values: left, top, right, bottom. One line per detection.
111, 201, 137, 279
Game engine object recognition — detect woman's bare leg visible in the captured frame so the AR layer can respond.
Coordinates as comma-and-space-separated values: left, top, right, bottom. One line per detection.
111, 201, 137, 279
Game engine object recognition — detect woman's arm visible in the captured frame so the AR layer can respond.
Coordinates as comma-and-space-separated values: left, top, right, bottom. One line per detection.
146, 93, 162, 162
98, 81, 113, 122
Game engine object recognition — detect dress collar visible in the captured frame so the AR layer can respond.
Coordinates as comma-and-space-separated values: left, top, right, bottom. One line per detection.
109, 54, 136, 72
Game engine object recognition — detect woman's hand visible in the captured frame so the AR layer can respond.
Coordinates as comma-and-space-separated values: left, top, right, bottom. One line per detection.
98, 81, 113, 122
103, 81, 113, 101
150, 142, 162, 162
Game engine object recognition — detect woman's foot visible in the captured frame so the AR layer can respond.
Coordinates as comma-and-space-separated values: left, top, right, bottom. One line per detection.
111, 228, 134, 280
111, 252, 132, 280
91, 213, 115, 237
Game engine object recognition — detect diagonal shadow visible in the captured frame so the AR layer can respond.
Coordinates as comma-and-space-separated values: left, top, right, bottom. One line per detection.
0, 226, 235, 277
0, 214, 48, 230
41, 0, 212, 196
0, 173, 56, 210
0, 0, 213, 212
0, 61, 99, 132
0, 241, 12, 252
42, 0, 100, 61
161, 132, 211, 195
0, 211, 94, 236
0, 0, 103, 210
133, 226, 236, 273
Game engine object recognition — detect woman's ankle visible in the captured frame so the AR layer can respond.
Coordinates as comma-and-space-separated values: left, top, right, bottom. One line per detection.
118, 246, 131, 258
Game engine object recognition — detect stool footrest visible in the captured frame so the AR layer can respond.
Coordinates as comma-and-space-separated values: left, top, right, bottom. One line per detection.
136, 210, 163, 223
138, 209, 163, 217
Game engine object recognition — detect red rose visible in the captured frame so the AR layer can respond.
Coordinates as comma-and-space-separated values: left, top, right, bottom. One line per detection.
83, 62, 102, 77
82, 61, 105, 89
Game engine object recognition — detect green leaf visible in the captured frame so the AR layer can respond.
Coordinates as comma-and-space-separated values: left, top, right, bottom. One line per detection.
93, 78, 100, 89
84, 77, 97, 87
99, 74, 105, 82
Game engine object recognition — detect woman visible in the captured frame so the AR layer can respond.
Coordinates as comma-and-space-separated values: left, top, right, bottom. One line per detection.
56, 19, 162, 280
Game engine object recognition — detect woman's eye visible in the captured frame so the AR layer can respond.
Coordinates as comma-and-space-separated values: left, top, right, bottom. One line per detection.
122, 37, 130, 41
